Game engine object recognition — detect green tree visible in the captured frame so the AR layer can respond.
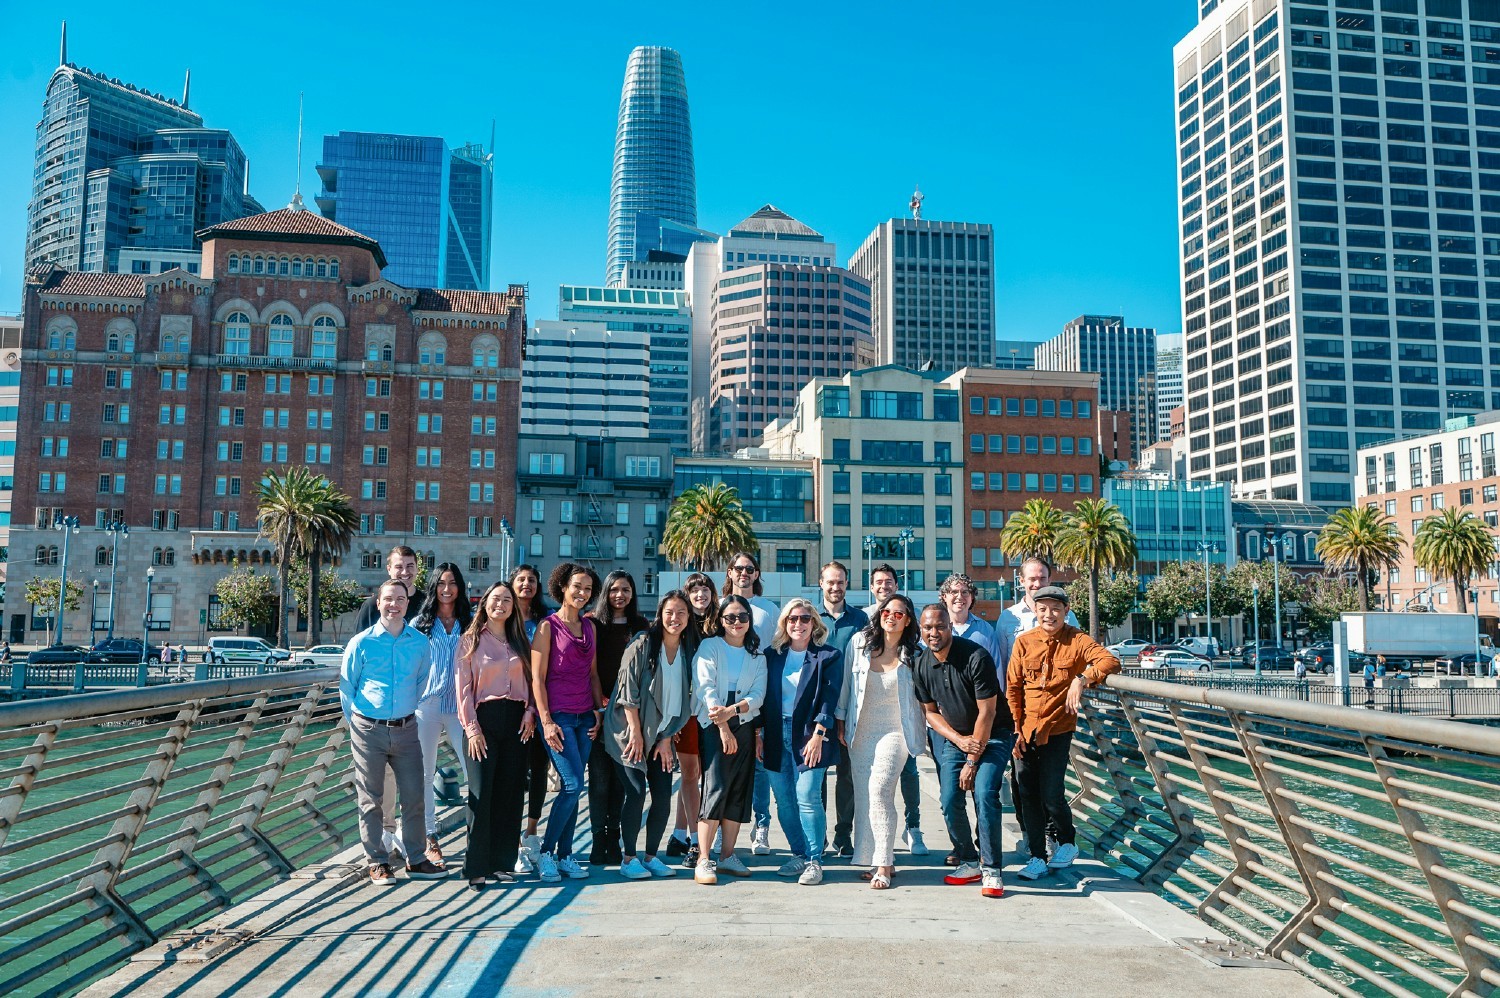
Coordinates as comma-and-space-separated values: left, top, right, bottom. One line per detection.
1143, 561, 1204, 626
1227, 559, 1302, 640
1299, 574, 1360, 637
1316, 506, 1404, 612
214, 565, 278, 632
1413, 507, 1494, 613
258, 467, 359, 647
23, 576, 84, 644
999, 498, 1065, 565
1065, 571, 1139, 634
661, 483, 758, 571
1055, 498, 1139, 640
289, 566, 367, 640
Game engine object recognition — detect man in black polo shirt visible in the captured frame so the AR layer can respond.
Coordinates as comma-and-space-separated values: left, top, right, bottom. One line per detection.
915, 604, 1014, 899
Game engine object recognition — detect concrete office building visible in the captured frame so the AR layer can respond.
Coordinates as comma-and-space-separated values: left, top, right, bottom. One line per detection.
1154, 333, 1185, 444
1035, 315, 1157, 460
522, 320, 651, 439
1176, 0, 1500, 506
849, 217, 996, 371
673, 454, 822, 586
316, 131, 493, 290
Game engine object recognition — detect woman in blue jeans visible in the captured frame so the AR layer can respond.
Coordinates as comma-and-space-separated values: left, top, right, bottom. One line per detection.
759, 598, 843, 886
530, 562, 604, 882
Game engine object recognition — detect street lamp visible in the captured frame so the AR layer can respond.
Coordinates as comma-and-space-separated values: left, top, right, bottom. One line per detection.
863, 534, 878, 596
898, 527, 915, 592
499, 516, 513, 579
53, 516, 80, 646
102, 518, 128, 639
1270, 530, 1290, 652
141, 567, 156, 666
1252, 577, 1261, 678
1196, 541, 1218, 653
91, 579, 99, 646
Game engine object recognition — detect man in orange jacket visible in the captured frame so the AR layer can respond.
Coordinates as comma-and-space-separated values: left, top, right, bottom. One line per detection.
1005, 586, 1119, 882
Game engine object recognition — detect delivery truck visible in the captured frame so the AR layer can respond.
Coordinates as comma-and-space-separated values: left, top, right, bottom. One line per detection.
1341, 612, 1493, 671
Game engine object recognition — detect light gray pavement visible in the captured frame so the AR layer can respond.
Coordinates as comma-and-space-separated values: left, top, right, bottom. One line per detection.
88, 758, 1326, 997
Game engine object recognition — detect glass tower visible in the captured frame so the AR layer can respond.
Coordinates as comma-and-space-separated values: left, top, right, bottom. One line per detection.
606, 47, 697, 287
316, 131, 492, 290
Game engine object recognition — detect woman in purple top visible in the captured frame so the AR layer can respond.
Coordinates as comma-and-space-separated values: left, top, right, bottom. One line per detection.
530, 562, 604, 883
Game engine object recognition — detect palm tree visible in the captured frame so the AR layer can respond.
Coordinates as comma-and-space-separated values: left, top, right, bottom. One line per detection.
302, 480, 359, 643
999, 498, 1065, 565
258, 467, 356, 647
661, 483, 758, 572
1315, 506, 1403, 612
1054, 498, 1138, 640
1413, 507, 1494, 613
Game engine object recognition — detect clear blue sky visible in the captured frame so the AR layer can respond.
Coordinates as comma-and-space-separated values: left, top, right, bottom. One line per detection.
0, 1, 1198, 339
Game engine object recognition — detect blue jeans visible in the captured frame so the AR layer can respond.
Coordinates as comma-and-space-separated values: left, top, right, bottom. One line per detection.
541, 711, 593, 858
934, 731, 1015, 869
764, 716, 829, 861
753, 762, 771, 831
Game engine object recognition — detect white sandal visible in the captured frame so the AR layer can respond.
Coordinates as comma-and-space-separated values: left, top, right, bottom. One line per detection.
870, 871, 892, 890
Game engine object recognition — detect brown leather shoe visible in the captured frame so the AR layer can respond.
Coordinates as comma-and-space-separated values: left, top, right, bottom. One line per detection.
406, 859, 448, 880
425, 835, 444, 867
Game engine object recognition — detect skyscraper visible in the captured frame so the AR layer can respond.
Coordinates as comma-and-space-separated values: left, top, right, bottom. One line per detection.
848, 216, 996, 371
24, 38, 256, 273
1176, 0, 1500, 506
1154, 334, 1184, 444
1035, 315, 1157, 461
316, 132, 493, 290
606, 47, 697, 287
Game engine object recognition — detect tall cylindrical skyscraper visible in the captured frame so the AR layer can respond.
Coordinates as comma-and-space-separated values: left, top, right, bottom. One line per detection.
606, 46, 696, 287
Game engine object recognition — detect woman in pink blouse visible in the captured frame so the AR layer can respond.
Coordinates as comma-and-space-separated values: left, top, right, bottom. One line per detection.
457, 581, 536, 890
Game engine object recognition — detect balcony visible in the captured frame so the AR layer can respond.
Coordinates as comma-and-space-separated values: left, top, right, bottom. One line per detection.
215, 354, 338, 372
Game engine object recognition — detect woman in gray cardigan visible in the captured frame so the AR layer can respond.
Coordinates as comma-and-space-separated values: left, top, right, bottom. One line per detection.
602, 589, 699, 879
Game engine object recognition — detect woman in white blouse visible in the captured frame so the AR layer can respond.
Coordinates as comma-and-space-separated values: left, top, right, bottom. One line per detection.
691, 594, 766, 885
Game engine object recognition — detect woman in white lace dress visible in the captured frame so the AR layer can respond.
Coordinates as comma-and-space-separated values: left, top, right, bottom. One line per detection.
837, 593, 925, 890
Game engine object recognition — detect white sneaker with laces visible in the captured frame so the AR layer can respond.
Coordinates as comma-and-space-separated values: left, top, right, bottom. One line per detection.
1048, 842, 1080, 869
944, 860, 982, 885
1018, 856, 1049, 881
537, 853, 561, 883
903, 827, 929, 856
798, 860, 824, 885
980, 866, 1005, 898
777, 856, 809, 877
643, 855, 677, 878
558, 856, 589, 879
619, 856, 650, 880
750, 826, 770, 855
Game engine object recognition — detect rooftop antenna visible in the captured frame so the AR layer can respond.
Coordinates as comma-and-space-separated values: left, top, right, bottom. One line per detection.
289, 92, 307, 211
910, 184, 924, 220
59, 21, 67, 66
182, 69, 191, 109
489, 118, 496, 161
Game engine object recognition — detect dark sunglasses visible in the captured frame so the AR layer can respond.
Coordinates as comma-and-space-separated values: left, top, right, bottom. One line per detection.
721, 613, 751, 624
786, 614, 814, 625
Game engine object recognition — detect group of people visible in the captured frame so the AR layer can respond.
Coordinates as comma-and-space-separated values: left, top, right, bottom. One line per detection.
338, 544, 1120, 898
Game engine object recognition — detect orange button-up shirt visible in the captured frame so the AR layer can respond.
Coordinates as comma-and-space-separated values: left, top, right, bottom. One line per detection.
1004, 623, 1120, 746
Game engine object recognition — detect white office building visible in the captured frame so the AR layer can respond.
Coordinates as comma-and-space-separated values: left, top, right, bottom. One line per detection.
521, 319, 650, 438
1155, 333, 1185, 444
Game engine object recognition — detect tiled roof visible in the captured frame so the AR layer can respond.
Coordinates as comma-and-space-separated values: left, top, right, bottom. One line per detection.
729, 204, 823, 239
36, 271, 146, 298
197, 206, 387, 267
414, 288, 522, 316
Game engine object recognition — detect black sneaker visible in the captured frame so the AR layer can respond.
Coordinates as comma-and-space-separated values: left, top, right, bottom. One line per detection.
833, 842, 853, 859
665, 836, 688, 857
406, 859, 448, 880
683, 845, 700, 869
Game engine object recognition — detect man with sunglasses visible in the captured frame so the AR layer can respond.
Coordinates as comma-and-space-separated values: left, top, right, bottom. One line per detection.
725, 551, 780, 856
866, 564, 927, 858
818, 561, 868, 859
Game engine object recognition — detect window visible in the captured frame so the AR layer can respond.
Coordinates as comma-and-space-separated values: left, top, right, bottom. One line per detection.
223, 312, 251, 355
625, 455, 662, 477
267, 314, 294, 357
531, 499, 545, 522
311, 316, 337, 360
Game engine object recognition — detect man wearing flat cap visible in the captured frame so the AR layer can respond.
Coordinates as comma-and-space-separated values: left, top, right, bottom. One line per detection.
1004, 585, 1119, 882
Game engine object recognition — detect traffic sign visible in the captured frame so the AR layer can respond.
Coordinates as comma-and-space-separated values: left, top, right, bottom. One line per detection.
200, 609, 208, 624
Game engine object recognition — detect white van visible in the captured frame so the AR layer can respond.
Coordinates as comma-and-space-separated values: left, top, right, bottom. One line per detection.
206, 636, 292, 666
1176, 636, 1220, 658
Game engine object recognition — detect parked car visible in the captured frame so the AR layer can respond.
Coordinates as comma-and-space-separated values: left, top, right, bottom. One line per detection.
1107, 638, 1153, 661
205, 636, 292, 667
292, 644, 346, 669
1176, 636, 1221, 658
1240, 642, 1294, 670
1139, 647, 1213, 671
25, 644, 89, 665
1437, 651, 1496, 677
87, 637, 161, 664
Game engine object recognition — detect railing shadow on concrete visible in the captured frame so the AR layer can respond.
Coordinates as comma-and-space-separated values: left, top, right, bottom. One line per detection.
0, 668, 455, 997
1074, 674, 1500, 998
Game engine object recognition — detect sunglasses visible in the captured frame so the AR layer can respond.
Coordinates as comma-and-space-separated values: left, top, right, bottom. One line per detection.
730, 565, 757, 574
881, 608, 909, 620
786, 614, 814, 625
721, 613, 751, 625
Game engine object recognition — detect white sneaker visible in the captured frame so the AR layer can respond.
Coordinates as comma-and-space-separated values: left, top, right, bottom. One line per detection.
981, 866, 1005, 898
694, 859, 718, 885
751, 826, 770, 855
537, 853, 561, 883
619, 856, 650, 880
903, 827, 929, 856
1017, 856, 1049, 881
1046, 834, 1060, 857
643, 855, 677, 878
1048, 842, 1079, 869
514, 851, 535, 875
944, 860, 982, 885
777, 856, 809, 877
558, 856, 589, 879
798, 860, 824, 885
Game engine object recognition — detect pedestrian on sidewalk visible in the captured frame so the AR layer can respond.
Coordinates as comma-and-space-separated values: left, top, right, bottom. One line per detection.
760, 598, 843, 886
586, 571, 648, 867
603, 589, 698, 881
839, 594, 925, 891
509, 564, 551, 874
340, 579, 448, 886
1005, 586, 1120, 882
456, 581, 535, 890
914, 605, 1014, 899
691, 594, 767, 885
413, 563, 473, 870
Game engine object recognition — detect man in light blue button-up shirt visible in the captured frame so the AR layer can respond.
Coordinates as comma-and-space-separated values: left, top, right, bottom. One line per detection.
340, 580, 445, 884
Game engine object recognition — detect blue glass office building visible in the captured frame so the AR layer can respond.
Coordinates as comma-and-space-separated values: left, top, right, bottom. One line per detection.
316, 132, 492, 290
606, 47, 697, 286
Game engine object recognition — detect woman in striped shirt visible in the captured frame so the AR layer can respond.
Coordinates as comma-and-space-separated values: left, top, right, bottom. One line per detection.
414, 562, 473, 868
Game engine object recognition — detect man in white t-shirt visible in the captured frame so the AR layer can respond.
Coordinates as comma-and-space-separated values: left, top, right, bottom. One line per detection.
726, 551, 779, 854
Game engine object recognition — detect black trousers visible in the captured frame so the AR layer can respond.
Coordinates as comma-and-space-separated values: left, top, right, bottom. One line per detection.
832, 755, 855, 848
463, 699, 528, 879
587, 738, 626, 859
619, 755, 675, 858
1014, 731, 1076, 860
699, 720, 757, 824
525, 732, 548, 824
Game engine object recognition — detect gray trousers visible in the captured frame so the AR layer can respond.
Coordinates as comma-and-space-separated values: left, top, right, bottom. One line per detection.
350, 714, 426, 866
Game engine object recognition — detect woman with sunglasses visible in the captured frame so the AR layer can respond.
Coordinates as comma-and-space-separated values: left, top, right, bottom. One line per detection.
508, 564, 551, 873
691, 594, 766, 884
837, 593, 925, 890
667, 572, 719, 864
602, 589, 698, 879
759, 597, 843, 886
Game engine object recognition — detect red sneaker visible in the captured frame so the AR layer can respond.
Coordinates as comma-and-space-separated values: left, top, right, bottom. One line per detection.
943, 861, 982, 885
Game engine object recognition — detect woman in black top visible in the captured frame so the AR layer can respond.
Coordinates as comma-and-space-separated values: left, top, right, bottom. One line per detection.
584, 571, 648, 865
667, 571, 719, 863
509, 564, 551, 873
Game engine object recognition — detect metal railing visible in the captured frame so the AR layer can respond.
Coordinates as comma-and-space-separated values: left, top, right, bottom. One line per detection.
1074, 674, 1500, 997
1120, 668, 1500, 719
0, 668, 442, 996
8, 660, 306, 696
